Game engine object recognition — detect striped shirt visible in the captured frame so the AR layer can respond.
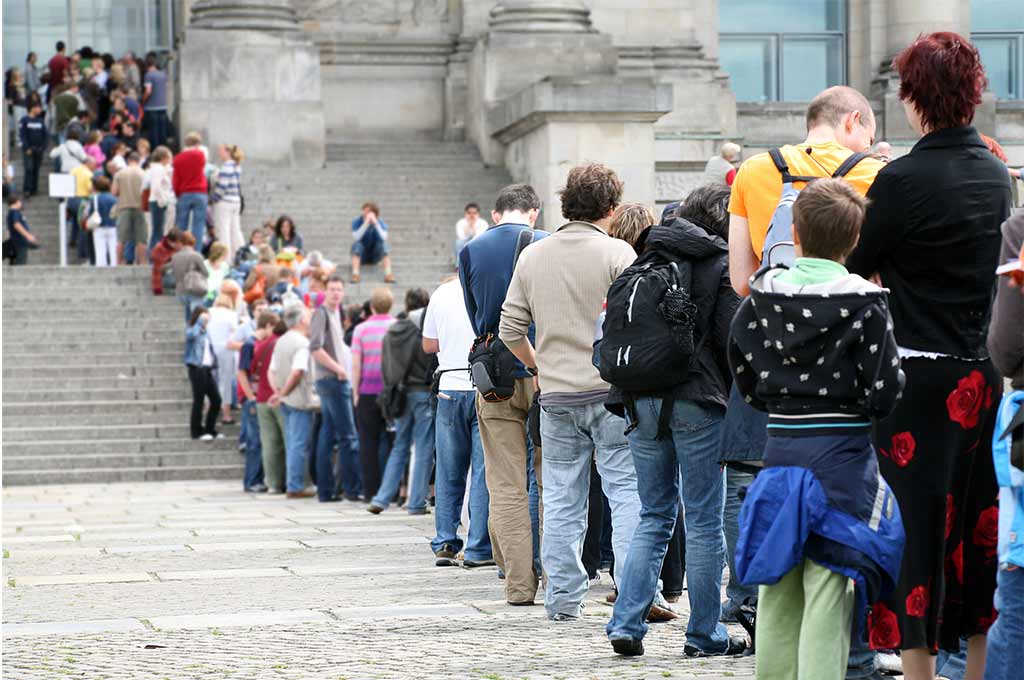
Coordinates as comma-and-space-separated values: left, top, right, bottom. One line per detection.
213, 160, 242, 203
352, 314, 395, 395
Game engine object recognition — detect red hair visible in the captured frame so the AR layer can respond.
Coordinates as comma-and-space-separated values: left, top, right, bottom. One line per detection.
980, 134, 1008, 162
894, 32, 987, 131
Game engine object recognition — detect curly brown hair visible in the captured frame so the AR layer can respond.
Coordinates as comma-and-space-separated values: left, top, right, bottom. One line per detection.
559, 164, 624, 223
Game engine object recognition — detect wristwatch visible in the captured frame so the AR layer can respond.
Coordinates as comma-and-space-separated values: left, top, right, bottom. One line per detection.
526, 366, 538, 377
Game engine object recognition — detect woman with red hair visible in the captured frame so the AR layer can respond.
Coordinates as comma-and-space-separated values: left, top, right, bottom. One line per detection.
846, 32, 1013, 680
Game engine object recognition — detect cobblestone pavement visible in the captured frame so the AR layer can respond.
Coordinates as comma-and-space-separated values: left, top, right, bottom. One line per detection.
2, 481, 756, 679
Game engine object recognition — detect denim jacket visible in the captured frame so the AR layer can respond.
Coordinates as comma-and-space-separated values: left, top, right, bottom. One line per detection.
994, 390, 1024, 568
184, 319, 209, 367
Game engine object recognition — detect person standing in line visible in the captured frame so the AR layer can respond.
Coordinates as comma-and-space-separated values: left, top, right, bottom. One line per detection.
268, 304, 317, 499
309, 276, 362, 503
703, 142, 741, 186
88, 175, 119, 267
47, 42, 70, 102
207, 293, 241, 427
983, 209, 1024, 680
4, 194, 37, 265
145, 145, 174, 256
252, 317, 287, 494
350, 202, 394, 283
499, 163, 641, 621
459, 183, 548, 606
422, 276, 493, 568
237, 311, 279, 494
18, 101, 46, 197
24, 52, 40, 95
141, 52, 169, 148
112, 151, 147, 265
350, 288, 397, 501
173, 132, 209, 242
212, 144, 244, 260
171, 232, 208, 322
370, 288, 437, 515
184, 306, 223, 441
845, 33, 1010, 680
454, 202, 488, 260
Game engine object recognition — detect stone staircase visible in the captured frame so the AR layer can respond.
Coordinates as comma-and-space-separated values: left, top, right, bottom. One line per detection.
2, 137, 514, 485
1, 267, 244, 484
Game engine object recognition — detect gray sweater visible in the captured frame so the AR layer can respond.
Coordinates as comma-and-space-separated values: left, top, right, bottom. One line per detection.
988, 211, 1024, 389
171, 247, 207, 297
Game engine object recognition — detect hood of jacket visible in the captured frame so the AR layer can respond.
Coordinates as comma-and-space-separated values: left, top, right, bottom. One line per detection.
747, 265, 887, 366
643, 218, 727, 262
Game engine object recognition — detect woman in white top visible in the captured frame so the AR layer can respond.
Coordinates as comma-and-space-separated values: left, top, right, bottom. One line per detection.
205, 242, 231, 301
48, 128, 88, 172
145, 145, 175, 254
206, 293, 241, 426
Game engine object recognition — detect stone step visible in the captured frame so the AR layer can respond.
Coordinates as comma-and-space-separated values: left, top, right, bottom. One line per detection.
1, 329, 184, 343
3, 398, 190, 417
2, 387, 189, 403
2, 340, 182, 355
10, 408, 193, 428
2, 364, 183, 379
3, 449, 245, 471
1, 375, 180, 391
2, 464, 244, 485
3, 436, 239, 456
3, 422, 237, 442
3, 352, 181, 367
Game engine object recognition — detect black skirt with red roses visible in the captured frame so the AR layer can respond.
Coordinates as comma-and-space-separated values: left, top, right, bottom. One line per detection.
867, 357, 1001, 653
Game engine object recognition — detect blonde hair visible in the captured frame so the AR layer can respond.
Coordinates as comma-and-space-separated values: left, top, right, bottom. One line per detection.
213, 294, 234, 310
208, 242, 228, 263
151, 145, 172, 163
227, 144, 244, 163
220, 279, 242, 306
610, 203, 654, 248
370, 287, 394, 314
184, 131, 202, 147
257, 244, 275, 263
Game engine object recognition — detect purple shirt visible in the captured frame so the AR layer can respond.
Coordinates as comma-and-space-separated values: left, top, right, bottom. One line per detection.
352, 314, 395, 395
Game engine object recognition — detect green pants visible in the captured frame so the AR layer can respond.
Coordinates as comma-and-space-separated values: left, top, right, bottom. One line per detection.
256, 403, 286, 492
756, 558, 854, 680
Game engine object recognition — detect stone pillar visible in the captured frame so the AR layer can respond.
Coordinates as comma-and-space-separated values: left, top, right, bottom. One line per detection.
488, 78, 671, 228
467, 0, 618, 164
178, 0, 326, 165
872, 0, 994, 142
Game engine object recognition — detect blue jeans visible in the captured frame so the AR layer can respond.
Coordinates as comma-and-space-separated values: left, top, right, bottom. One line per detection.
724, 466, 759, 611
177, 294, 206, 323
241, 400, 264, 489
176, 192, 208, 243
539, 401, 640, 619
372, 391, 435, 512
432, 390, 492, 560
314, 377, 361, 501
984, 566, 1024, 680
149, 203, 168, 254
608, 398, 730, 652
279, 403, 313, 493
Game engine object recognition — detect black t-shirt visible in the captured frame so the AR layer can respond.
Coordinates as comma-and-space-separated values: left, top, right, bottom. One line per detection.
6, 208, 29, 248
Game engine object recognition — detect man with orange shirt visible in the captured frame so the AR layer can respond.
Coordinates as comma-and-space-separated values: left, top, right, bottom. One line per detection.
722, 84, 886, 680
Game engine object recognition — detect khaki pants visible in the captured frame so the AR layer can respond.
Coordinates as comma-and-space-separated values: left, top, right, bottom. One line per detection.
476, 377, 543, 603
257, 402, 286, 492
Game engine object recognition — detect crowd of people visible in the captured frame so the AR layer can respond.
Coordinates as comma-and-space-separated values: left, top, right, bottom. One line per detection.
5, 29, 1024, 680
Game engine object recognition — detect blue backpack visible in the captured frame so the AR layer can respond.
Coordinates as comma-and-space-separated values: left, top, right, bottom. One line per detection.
761, 148, 869, 266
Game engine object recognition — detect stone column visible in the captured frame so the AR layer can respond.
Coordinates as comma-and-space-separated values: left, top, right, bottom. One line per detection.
178, 0, 326, 165
466, 0, 618, 163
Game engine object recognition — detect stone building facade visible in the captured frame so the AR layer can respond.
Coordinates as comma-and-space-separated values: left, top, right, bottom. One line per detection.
178, 0, 1024, 225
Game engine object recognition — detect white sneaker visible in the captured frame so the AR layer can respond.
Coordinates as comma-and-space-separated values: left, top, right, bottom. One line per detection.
199, 434, 214, 441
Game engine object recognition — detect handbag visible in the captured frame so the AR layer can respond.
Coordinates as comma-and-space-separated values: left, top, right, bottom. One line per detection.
86, 195, 101, 230
183, 267, 207, 298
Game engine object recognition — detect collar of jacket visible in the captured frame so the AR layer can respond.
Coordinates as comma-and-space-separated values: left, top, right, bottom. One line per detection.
911, 125, 986, 153
555, 221, 608, 235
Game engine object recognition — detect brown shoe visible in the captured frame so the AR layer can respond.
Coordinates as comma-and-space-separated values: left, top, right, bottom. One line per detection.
350, 273, 361, 284
646, 604, 679, 623
605, 591, 617, 604
664, 594, 682, 603
286, 489, 315, 499
384, 273, 396, 284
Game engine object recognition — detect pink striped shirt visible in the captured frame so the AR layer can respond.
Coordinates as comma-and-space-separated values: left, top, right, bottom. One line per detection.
352, 314, 395, 395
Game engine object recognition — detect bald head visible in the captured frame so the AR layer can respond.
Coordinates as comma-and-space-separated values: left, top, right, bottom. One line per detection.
805, 86, 876, 153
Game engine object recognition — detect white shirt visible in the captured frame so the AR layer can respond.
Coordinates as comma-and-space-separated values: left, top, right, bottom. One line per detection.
206, 306, 239, 352
455, 216, 488, 241
422, 279, 475, 391
270, 341, 310, 374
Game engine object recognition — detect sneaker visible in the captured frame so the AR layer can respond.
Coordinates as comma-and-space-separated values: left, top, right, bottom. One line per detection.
876, 652, 903, 676
462, 558, 496, 569
435, 544, 458, 567
610, 637, 644, 657
407, 508, 430, 516
684, 636, 748, 658
589, 573, 602, 586
550, 613, 579, 622
199, 434, 214, 441
244, 484, 268, 493
366, 504, 384, 515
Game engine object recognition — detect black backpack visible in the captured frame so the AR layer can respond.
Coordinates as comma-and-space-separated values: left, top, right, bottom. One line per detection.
379, 311, 435, 420
468, 228, 535, 402
598, 252, 707, 437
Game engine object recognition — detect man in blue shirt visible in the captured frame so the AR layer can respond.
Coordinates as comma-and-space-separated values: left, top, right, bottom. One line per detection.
350, 201, 393, 284
142, 52, 170, 148
457, 183, 547, 606
19, 102, 47, 196
5, 195, 38, 265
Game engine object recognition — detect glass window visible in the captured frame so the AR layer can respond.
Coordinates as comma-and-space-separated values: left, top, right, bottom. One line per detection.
2, 0, 30, 77
30, 0, 70, 66
973, 1, 1024, 100
719, 0, 846, 102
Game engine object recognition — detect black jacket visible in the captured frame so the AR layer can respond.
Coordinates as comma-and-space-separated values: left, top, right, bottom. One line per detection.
642, 217, 740, 408
729, 266, 904, 421
382, 309, 437, 393
846, 126, 1012, 359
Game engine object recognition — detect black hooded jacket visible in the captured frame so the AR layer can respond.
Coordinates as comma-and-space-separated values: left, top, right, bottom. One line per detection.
637, 218, 740, 408
728, 266, 904, 422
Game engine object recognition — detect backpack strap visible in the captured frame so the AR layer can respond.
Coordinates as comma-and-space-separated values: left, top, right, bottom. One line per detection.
654, 330, 711, 440
832, 151, 869, 179
512, 228, 534, 271
769, 146, 829, 184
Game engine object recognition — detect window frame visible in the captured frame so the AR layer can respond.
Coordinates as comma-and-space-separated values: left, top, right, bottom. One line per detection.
971, 30, 1024, 100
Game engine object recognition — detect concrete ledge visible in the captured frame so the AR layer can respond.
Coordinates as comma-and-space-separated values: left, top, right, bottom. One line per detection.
488, 77, 672, 144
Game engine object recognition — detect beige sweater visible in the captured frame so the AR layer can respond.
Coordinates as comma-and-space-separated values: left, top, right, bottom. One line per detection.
499, 221, 636, 396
